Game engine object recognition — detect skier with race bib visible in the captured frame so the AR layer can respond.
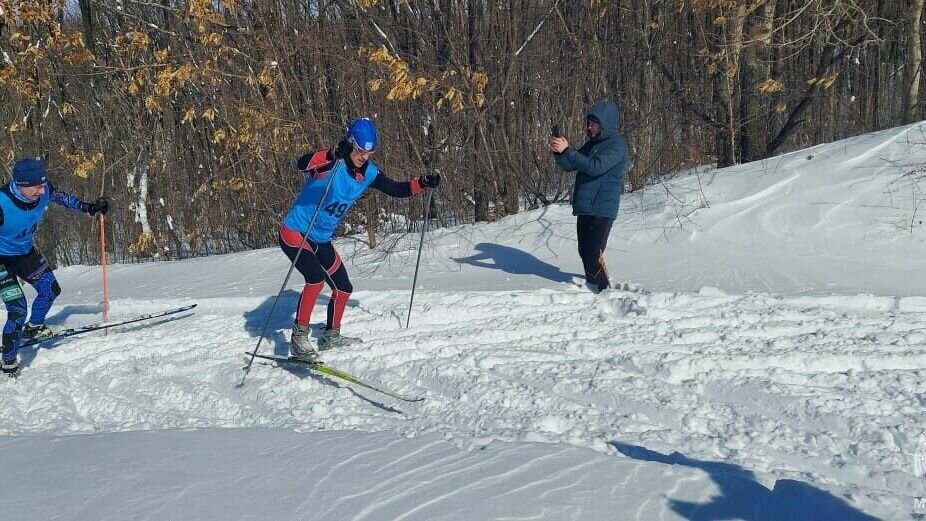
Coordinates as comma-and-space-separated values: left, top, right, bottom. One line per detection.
1, 158, 109, 378
280, 118, 440, 361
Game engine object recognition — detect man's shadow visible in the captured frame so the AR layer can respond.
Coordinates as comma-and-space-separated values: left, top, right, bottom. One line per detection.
610, 442, 878, 521
453, 243, 582, 283
242, 290, 302, 357
46, 304, 102, 324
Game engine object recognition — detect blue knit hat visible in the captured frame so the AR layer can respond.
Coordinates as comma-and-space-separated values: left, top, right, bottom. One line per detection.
12, 158, 48, 187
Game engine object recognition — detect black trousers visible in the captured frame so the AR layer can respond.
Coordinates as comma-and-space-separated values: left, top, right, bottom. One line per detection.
576, 215, 613, 289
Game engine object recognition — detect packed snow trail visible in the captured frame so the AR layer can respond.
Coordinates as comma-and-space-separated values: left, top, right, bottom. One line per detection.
3, 287, 918, 517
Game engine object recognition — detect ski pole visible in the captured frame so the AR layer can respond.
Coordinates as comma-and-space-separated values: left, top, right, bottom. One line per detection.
100, 214, 109, 325
239, 158, 343, 386
405, 190, 432, 328
98, 166, 110, 328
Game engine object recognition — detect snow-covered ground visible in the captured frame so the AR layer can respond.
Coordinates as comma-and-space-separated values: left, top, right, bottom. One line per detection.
5, 123, 926, 520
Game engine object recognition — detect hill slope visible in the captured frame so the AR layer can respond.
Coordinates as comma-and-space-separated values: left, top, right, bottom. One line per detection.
6, 122, 926, 520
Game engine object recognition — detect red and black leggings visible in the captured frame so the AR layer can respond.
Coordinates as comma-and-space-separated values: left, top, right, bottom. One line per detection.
278, 226, 352, 330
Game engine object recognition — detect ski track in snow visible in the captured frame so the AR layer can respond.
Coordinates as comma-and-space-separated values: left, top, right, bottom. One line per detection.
1, 429, 721, 520
5, 287, 922, 517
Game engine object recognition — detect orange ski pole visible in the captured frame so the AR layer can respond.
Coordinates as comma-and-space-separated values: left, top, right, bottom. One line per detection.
100, 214, 109, 325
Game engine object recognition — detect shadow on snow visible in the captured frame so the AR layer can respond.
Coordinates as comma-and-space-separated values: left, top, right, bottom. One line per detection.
453, 242, 582, 284
610, 441, 878, 521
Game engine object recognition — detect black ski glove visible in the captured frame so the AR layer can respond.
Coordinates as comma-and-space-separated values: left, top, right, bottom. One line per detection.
296, 153, 312, 171
86, 197, 109, 216
419, 173, 441, 189
334, 140, 352, 160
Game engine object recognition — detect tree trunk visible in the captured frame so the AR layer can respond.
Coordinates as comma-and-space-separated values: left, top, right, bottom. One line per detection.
78, 0, 96, 55
741, 1, 776, 162
904, 0, 925, 123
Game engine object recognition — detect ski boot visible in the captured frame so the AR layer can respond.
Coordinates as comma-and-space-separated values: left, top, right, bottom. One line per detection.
289, 323, 318, 362
22, 322, 53, 341
317, 328, 361, 351
2, 357, 20, 379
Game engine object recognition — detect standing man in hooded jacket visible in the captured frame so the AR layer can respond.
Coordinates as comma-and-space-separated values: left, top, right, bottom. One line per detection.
549, 99, 628, 292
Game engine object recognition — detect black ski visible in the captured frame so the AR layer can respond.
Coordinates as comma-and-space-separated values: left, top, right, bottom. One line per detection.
21, 304, 198, 347
246, 352, 424, 402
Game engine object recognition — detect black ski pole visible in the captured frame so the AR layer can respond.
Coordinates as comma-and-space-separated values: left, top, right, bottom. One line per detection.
239, 158, 343, 385
405, 190, 432, 328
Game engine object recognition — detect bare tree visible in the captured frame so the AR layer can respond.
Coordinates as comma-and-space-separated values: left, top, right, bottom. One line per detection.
0, 0, 920, 265
905, 0, 925, 123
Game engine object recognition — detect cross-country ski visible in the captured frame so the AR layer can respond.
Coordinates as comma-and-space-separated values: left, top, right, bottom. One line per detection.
21, 304, 198, 348
246, 351, 424, 403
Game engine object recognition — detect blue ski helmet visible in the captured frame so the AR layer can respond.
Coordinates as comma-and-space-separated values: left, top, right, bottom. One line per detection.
345, 118, 377, 152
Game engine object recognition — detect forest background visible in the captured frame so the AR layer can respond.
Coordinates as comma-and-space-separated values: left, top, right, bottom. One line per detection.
1, 0, 923, 265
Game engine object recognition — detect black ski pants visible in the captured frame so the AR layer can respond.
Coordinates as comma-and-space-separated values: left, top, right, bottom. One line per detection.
576, 215, 613, 290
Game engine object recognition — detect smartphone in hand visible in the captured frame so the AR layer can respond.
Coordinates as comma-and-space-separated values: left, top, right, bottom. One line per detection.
551, 124, 562, 138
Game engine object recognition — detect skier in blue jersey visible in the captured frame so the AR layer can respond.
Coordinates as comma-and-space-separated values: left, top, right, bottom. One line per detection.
0, 158, 109, 378
280, 118, 440, 361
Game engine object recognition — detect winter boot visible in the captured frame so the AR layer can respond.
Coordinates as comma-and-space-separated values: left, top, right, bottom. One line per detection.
22, 322, 53, 341
614, 281, 648, 294
317, 328, 361, 351
289, 323, 318, 362
2, 357, 20, 379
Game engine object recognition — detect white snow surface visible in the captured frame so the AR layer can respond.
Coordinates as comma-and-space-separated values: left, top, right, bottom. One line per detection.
6, 123, 926, 520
